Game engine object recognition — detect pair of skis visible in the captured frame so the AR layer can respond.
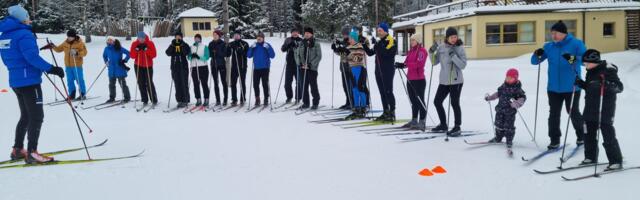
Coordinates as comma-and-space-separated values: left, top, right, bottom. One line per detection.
397, 131, 486, 143
464, 140, 514, 157
46, 96, 100, 106
0, 139, 144, 169
136, 103, 157, 113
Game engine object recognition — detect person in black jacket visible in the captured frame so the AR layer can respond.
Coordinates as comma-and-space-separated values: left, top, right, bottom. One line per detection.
165, 32, 191, 108
227, 32, 249, 106
281, 28, 303, 104
209, 30, 228, 106
575, 49, 624, 171
364, 22, 398, 122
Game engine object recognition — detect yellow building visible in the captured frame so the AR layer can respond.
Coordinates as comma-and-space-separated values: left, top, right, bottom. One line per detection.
178, 7, 219, 37
392, 0, 640, 59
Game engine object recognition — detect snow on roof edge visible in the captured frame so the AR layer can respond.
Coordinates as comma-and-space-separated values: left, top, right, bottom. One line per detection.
178, 7, 216, 18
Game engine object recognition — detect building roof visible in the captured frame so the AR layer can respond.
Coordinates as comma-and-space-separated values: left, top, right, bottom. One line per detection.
178, 7, 216, 18
392, 1, 640, 30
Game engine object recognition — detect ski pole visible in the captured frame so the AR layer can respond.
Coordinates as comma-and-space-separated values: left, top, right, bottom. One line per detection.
426, 43, 438, 125
44, 74, 92, 160
534, 56, 542, 142
271, 59, 287, 111
511, 99, 537, 146
593, 74, 606, 177
298, 46, 310, 111
167, 80, 174, 109
445, 66, 454, 142
331, 51, 335, 108
247, 61, 255, 111
558, 61, 578, 168
399, 68, 432, 127
83, 63, 107, 101
487, 99, 495, 137
70, 53, 84, 106
44, 38, 93, 132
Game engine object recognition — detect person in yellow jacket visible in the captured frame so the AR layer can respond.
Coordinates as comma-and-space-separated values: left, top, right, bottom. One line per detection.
42, 29, 88, 100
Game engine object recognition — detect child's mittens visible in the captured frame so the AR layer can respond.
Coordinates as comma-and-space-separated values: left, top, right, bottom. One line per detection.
485, 92, 498, 101
510, 98, 525, 109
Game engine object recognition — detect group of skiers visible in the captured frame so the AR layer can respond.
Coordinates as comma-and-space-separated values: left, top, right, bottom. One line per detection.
0, 4, 625, 171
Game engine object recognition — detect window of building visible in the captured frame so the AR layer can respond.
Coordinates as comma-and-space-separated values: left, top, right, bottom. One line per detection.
486, 22, 535, 44
455, 24, 472, 46
603, 22, 615, 37
433, 28, 445, 44
192, 22, 212, 31
545, 20, 577, 41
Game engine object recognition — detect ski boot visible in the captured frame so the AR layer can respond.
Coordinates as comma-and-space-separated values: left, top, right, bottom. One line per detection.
374, 110, 389, 122
401, 119, 418, 129
576, 139, 584, 146
10, 147, 27, 160
414, 119, 427, 131
254, 97, 261, 106
105, 98, 116, 104
204, 99, 210, 107
430, 124, 448, 133
579, 159, 596, 166
285, 98, 292, 104
605, 163, 623, 171
547, 141, 560, 150
76, 94, 87, 101
310, 105, 319, 110
230, 101, 237, 107
446, 126, 461, 137
339, 104, 351, 110
195, 99, 202, 107
25, 150, 54, 164
299, 104, 310, 110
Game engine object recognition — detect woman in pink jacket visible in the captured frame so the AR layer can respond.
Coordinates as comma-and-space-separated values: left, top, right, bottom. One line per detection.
401, 34, 428, 130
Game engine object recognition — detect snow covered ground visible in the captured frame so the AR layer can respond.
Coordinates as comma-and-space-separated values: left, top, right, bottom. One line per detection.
0, 34, 638, 199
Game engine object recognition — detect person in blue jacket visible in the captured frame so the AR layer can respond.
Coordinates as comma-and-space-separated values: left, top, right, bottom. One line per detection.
247, 32, 276, 106
531, 20, 586, 150
102, 37, 131, 103
0, 5, 64, 164
364, 22, 398, 122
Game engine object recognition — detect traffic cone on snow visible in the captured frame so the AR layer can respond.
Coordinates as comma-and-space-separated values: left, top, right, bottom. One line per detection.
0, 88, 7, 93
418, 168, 434, 176
432, 166, 447, 174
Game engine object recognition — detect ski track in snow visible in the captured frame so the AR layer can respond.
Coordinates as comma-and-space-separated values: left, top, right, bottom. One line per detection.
0, 34, 638, 199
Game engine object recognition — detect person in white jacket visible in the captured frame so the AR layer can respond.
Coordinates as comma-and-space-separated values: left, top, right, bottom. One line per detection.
188, 34, 211, 107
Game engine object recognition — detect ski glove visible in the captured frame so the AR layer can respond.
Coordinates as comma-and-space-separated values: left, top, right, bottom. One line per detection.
484, 93, 498, 101
47, 66, 65, 78
534, 48, 544, 57
394, 62, 406, 69
574, 76, 586, 88
263, 43, 271, 49
39, 43, 55, 50
562, 53, 576, 65
70, 49, 78, 56
191, 53, 200, 59
510, 98, 525, 109
371, 37, 377, 45
121, 62, 131, 72
606, 81, 623, 94
136, 43, 147, 51
428, 43, 438, 54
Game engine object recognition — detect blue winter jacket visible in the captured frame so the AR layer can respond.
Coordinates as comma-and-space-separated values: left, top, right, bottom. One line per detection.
102, 45, 130, 78
247, 42, 275, 69
0, 17, 53, 88
531, 34, 586, 93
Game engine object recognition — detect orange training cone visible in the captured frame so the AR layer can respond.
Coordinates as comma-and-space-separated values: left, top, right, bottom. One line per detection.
432, 166, 447, 174
0, 89, 7, 93
418, 168, 434, 176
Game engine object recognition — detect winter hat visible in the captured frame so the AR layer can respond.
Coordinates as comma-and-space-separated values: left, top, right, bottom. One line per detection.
67, 29, 78, 38
378, 22, 389, 33
8, 5, 29, 22
174, 31, 183, 37
445, 27, 458, 39
349, 28, 359, 42
410, 33, 423, 44
551, 20, 568, 34
257, 32, 265, 38
341, 25, 351, 35
506, 68, 519, 81
582, 49, 601, 63
304, 27, 314, 35
137, 31, 146, 39
213, 30, 224, 37
106, 36, 115, 42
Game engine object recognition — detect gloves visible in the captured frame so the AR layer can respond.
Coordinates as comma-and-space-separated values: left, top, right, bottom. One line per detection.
605, 81, 623, 94
70, 49, 78, 56
562, 53, 576, 65
191, 53, 200, 59
574, 76, 585, 87
534, 48, 544, 57
264, 43, 271, 49
448, 48, 455, 57
394, 62, 406, 69
371, 37, 377, 45
39, 43, 55, 50
47, 66, 65, 78
120, 59, 127, 65
136, 43, 147, 51
428, 43, 438, 54
484, 94, 490, 101
510, 98, 524, 109
331, 43, 337, 51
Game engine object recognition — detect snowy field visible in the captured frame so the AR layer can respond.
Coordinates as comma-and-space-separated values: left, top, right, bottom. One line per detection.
0, 34, 638, 199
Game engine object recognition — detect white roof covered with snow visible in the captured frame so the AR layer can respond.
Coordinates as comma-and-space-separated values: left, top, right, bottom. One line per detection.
178, 7, 216, 18
393, 2, 640, 29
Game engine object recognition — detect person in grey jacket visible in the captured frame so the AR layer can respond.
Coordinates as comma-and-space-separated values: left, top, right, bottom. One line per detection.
295, 27, 322, 109
429, 27, 467, 136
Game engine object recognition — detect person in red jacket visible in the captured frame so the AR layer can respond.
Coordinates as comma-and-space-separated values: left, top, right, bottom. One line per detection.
130, 31, 158, 106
